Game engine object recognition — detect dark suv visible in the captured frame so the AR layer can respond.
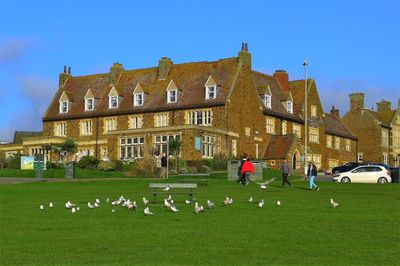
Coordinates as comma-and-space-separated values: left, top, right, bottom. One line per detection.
332, 162, 364, 174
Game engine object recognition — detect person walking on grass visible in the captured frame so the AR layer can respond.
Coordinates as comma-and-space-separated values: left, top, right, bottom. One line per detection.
241, 158, 254, 186
281, 159, 291, 187
155, 152, 162, 179
237, 154, 247, 184
307, 161, 319, 191
160, 152, 168, 179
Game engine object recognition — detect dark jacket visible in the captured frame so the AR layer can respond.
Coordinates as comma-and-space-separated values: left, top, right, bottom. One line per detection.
307, 164, 317, 177
281, 162, 290, 174
161, 156, 167, 167
238, 158, 246, 176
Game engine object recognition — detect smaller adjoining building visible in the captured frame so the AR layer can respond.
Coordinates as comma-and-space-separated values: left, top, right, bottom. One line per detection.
342, 94, 400, 166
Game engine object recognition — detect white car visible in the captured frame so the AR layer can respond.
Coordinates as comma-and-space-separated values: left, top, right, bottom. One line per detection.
333, 165, 391, 184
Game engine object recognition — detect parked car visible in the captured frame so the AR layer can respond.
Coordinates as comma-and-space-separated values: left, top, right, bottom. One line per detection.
333, 165, 392, 184
332, 162, 364, 174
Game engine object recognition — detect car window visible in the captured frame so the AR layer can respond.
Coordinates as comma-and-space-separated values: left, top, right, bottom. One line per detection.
353, 167, 366, 173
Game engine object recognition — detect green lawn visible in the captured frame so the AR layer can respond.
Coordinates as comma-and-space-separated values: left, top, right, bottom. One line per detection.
0, 168, 129, 178
0, 174, 399, 265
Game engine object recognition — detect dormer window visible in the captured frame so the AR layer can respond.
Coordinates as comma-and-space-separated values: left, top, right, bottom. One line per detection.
109, 95, 118, 109
206, 86, 216, 100
261, 94, 272, 108
134, 93, 144, 106
167, 90, 177, 103
287, 101, 293, 114
60, 101, 68, 113
85, 98, 94, 111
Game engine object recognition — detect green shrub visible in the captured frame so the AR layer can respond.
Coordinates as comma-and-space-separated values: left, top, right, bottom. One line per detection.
77, 156, 99, 169
114, 160, 123, 171
122, 162, 134, 172
97, 161, 116, 171
46, 162, 64, 169
6, 154, 22, 169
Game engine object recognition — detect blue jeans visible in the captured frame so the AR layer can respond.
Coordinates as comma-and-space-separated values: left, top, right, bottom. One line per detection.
309, 176, 317, 189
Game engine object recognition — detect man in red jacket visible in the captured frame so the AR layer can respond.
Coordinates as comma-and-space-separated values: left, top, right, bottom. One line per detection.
241, 158, 254, 186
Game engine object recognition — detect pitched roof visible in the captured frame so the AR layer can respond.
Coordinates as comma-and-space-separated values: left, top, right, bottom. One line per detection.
252, 71, 303, 123
43, 58, 238, 121
364, 109, 391, 127
13, 131, 42, 144
376, 110, 396, 124
263, 134, 296, 160
324, 113, 357, 140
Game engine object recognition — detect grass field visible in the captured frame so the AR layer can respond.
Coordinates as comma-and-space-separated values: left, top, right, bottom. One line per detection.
0, 174, 399, 265
0, 168, 129, 178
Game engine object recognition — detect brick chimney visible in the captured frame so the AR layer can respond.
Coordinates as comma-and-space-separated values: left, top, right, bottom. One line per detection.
238, 42, 252, 68
376, 99, 391, 112
110, 62, 124, 84
59, 65, 72, 88
330, 105, 340, 118
349, 93, 365, 112
273, 70, 289, 91
158, 57, 173, 80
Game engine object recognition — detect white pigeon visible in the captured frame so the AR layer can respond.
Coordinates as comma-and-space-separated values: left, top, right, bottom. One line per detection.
143, 197, 149, 206
248, 197, 253, 202
194, 202, 204, 214
71, 207, 76, 213
162, 186, 170, 192
76, 207, 80, 211
112, 200, 121, 206
144, 207, 154, 215
207, 200, 215, 209
127, 201, 137, 211
253, 177, 276, 189
166, 195, 172, 201
88, 202, 95, 209
112, 208, 115, 213
106, 198, 110, 203
94, 202, 99, 208
276, 200, 281, 207
185, 200, 192, 205
65, 201, 74, 209
330, 198, 340, 208
119, 195, 126, 202
95, 198, 100, 204
170, 205, 179, 212
40, 204, 44, 210
222, 197, 230, 206
49, 202, 53, 208
258, 199, 264, 208
228, 197, 233, 204
164, 198, 172, 208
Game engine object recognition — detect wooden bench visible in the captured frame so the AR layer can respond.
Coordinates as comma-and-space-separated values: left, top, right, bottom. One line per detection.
149, 183, 197, 203
178, 173, 210, 186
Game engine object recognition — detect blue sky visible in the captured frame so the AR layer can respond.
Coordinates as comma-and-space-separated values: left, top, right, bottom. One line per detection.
1, 0, 399, 142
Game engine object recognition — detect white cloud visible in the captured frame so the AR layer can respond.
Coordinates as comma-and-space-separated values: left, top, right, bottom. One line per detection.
0, 37, 31, 65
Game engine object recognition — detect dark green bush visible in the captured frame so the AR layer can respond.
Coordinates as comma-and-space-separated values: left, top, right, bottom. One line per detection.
7, 154, 22, 169
97, 161, 116, 171
77, 156, 99, 169
114, 160, 123, 171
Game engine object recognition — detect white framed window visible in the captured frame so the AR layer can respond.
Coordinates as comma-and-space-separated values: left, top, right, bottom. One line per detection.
109, 95, 118, 109
59, 101, 68, 113
154, 134, 181, 156
85, 98, 94, 111
80, 120, 93, 135
134, 93, 144, 106
287, 101, 293, 114
382, 129, 389, 147
129, 115, 143, 129
155, 113, 168, 127
309, 127, 319, 143
104, 118, 117, 133
357, 152, 363, 162
345, 139, 351, 152
293, 123, 301, 138
206, 86, 217, 100
261, 94, 272, 108
383, 153, 388, 164
120, 136, 145, 160
54, 122, 67, 137
202, 135, 220, 158
232, 139, 237, 158
334, 137, 340, 150
266, 117, 275, 134
311, 105, 317, 117
326, 135, 332, 148
282, 121, 287, 135
167, 90, 177, 103
328, 159, 338, 173
312, 154, 321, 170
186, 109, 212, 126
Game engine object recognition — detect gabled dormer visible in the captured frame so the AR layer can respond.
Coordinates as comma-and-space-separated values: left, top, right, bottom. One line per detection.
259, 85, 272, 109
84, 88, 98, 111
166, 80, 179, 103
108, 86, 122, 109
204, 75, 218, 100
132, 83, 146, 107
59, 91, 73, 114
280, 91, 294, 114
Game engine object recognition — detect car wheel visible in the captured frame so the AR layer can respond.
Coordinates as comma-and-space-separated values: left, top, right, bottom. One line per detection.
341, 177, 351, 183
378, 177, 388, 184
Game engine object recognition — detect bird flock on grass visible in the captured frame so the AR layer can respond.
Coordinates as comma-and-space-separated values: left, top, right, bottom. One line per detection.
38, 179, 342, 215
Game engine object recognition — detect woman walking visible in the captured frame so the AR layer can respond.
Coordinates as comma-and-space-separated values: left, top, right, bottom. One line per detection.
306, 161, 319, 191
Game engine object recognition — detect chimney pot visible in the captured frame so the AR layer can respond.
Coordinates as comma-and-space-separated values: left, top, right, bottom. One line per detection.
273, 70, 289, 91
64, 65, 67, 73
68, 66, 71, 74
330, 105, 340, 118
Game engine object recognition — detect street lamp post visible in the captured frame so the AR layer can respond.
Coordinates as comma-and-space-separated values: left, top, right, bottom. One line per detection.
303, 59, 308, 175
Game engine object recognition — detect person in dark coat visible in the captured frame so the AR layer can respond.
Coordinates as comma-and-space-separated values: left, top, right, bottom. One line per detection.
160, 153, 168, 179
281, 159, 291, 187
237, 154, 247, 184
307, 161, 319, 191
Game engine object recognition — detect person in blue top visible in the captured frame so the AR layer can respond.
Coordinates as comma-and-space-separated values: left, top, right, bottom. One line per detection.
306, 161, 319, 191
